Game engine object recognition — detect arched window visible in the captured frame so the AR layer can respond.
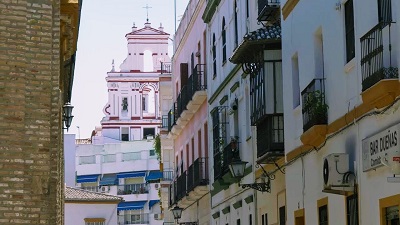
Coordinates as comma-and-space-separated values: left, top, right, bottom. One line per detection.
222, 17, 227, 63
143, 50, 153, 72
234, 1, 238, 48
212, 33, 216, 78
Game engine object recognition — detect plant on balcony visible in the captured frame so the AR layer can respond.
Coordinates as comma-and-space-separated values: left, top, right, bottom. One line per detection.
304, 90, 328, 125
153, 133, 161, 161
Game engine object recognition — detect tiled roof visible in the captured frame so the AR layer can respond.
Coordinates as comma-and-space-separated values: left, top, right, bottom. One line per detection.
230, 24, 281, 64
65, 186, 122, 202
243, 24, 281, 41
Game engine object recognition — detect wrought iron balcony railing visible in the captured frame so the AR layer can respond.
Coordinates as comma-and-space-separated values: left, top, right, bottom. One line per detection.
168, 181, 176, 206
187, 157, 209, 192
214, 140, 239, 181
161, 115, 168, 129
168, 64, 207, 131
301, 78, 327, 132
117, 183, 149, 195
118, 214, 149, 225
162, 171, 174, 181
167, 105, 177, 132
256, 114, 284, 163
161, 62, 172, 74
176, 171, 187, 201
360, 21, 398, 91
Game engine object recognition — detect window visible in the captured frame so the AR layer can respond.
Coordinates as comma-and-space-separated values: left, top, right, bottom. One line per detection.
149, 149, 155, 156
212, 33, 217, 78
344, 0, 355, 62
222, 17, 227, 63
279, 206, 286, 225
142, 94, 148, 112
79, 156, 96, 165
246, 0, 249, 18
122, 97, 128, 111
122, 152, 141, 161
262, 213, 268, 225
378, 0, 392, 23
249, 214, 252, 225
379, 195, 400, 225
385, 206, 399, 225
294, 209, 305, 225
143, 128, 155, 139
292, 54, 300, 108
121, 127, 129, 141
346, 194, 359, 225
234, 1, 238, 48
319, 205, 328, 225
102, 154, 116, 163
237, 219, 241, 225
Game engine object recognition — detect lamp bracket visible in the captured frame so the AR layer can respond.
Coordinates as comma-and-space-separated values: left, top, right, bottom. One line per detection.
255, 163, 275, 180
242, 181, 271, 193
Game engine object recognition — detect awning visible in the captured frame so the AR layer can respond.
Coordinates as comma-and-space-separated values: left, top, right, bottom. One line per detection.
117, 171, 146, 179
149, 200, 160, 209
117, 201, 147, 211
76, 174, 99, 183
145, 170, 163, 182
99, 174, 118, 186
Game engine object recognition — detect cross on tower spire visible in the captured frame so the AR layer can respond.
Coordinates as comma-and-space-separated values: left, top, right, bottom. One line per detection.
143, 4, 152, 22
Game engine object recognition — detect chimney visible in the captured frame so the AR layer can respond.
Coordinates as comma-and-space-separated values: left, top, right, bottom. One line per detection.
158, 23, 164, 31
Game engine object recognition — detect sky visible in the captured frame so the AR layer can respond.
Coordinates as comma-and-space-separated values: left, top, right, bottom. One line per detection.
67, 0, 189, 138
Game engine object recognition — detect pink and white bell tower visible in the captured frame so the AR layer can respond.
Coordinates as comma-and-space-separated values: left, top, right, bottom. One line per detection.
100, 21, 171, 141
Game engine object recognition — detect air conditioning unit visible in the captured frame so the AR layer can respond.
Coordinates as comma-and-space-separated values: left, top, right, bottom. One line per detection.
100, 186, 110, 193
154, 213, 163, 220
154, 183, 160, 190
323, 153, 351, 190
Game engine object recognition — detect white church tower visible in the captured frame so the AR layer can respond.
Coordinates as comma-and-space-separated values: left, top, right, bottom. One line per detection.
100, 21, 171, 142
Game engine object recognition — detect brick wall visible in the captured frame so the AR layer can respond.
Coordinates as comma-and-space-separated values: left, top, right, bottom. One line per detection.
0, 1, 65, 224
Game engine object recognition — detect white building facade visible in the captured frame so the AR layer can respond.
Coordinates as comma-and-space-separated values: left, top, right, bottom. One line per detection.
161, 0, 211, 225
282, 0, 400, 224
201, 0, 286, 224
75, 21, 172, 225
65, 186, 122, 225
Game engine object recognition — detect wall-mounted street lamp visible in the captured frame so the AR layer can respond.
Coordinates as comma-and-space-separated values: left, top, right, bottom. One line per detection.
172, 206, 198, 225
228, 160, 275, 193
62, 102, 74, 131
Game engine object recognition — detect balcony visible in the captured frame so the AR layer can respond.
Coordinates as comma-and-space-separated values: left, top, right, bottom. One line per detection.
80, 186, 99, 192
160, 62, 172, 74
187, 157, 209, 194
214, 141, 239, 181
168, 158, 209, 208
258, 0, 280, 23
117, 183, 149, 195
168, 64, 207, 137
300, 78, 328, 147
256, 114, 284, 164
161, 171, 174, 181
301, 78, 327, 132
118, 214, 149, 225
360, 21, 399, 108
161, 115, 168, 129
176, 171, 187, 201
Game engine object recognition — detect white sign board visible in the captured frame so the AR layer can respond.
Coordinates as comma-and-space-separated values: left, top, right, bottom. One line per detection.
362, 123, 400, 172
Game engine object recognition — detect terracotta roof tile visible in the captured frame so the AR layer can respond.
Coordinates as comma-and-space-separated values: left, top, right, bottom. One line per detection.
65, 186, 122, 202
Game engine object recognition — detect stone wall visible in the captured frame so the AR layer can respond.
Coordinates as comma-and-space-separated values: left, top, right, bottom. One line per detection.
0, 1, 65, 224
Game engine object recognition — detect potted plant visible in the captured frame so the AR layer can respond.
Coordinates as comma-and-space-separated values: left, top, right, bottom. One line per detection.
304, 90, 328, 126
